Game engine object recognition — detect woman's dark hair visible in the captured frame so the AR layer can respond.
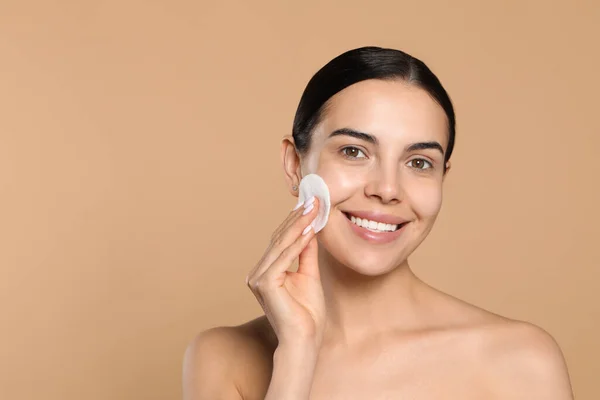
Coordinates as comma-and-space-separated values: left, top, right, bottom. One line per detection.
292, 46, 456, 170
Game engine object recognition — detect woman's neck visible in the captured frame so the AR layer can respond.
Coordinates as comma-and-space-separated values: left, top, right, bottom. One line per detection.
318, 248, 427, 347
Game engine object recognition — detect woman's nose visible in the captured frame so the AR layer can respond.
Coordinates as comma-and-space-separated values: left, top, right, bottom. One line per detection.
364, 167, 403, 204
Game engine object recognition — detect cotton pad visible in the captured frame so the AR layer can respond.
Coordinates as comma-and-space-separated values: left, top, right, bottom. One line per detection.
296, 173, 331, 233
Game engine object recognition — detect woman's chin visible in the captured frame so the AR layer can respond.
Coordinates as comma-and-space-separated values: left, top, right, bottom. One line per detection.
347, 260, 401, 277
318, 239, 407, 277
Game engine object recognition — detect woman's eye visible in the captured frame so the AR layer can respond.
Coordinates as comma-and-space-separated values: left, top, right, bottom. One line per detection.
408, 158, 432, 170
341, 147, 366, 159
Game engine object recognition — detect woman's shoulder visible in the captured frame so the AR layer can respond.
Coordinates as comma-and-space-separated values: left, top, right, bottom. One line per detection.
468, 311, 565, 364
190, 315, 275, 348
184, 315, 277, 370
183, 316, 276, 398
441, 296, 573, 397
430, 291, 573, 397
434, 289, 567, 365
475, 317, 573, 397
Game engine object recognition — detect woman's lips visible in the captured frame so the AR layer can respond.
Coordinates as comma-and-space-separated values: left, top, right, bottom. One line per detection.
344, 212, 408, 244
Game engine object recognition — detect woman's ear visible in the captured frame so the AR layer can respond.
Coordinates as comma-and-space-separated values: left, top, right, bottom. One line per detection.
280, 135, 302, 196
443, 160, 452, 179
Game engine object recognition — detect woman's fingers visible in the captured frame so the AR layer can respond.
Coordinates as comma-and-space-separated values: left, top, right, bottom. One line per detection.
260, 223, 316, 284
246, 198, 318, 286
297, 234, 320, 280
246, 206, 304, 283
259, 197, 318, 276
270, 196, 316, 244
247, 205, 304, 281
269, 201, 306, 243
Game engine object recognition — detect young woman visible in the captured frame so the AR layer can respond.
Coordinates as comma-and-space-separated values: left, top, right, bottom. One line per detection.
183, 46, 573, 399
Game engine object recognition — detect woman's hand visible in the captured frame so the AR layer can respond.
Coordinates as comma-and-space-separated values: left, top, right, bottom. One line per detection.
246, 196, 326, 350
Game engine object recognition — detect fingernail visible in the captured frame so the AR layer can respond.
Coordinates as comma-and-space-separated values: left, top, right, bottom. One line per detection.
302, 203, 314, 215
305, 196, 316, 206
293, 201, 304, 211
302, 225, 312, 235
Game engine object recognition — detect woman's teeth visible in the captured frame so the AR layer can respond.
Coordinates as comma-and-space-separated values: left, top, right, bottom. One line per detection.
349, 214, 399, 232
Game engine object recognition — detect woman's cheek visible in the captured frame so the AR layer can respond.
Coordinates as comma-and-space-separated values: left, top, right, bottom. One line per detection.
407, 182, 443, 218
316, 165, 366, 205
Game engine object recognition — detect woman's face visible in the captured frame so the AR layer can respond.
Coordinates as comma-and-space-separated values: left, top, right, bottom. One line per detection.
301, 79, 450, 276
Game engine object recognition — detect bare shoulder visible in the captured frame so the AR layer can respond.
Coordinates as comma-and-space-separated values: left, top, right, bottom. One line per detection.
478, 318, 574, 399
426, 289, 573, 398
182, 316, 276, 400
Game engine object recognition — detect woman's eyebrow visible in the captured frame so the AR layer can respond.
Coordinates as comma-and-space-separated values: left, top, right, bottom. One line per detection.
328, 128, 378, 145
406, 141, 444, 155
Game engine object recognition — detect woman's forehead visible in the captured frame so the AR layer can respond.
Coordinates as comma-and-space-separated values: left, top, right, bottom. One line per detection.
315, 79, 449, 147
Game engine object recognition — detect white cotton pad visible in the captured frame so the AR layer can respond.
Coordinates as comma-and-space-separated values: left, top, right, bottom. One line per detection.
296, 173, 331, 233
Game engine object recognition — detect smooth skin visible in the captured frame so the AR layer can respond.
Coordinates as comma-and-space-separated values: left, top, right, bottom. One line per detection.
183, 79, 573, 399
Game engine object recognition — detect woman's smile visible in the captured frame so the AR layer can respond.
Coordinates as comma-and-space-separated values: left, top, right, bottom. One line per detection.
340, 210, 411, 244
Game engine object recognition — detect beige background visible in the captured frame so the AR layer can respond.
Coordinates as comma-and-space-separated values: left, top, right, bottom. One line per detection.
1, 1, 598, 399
